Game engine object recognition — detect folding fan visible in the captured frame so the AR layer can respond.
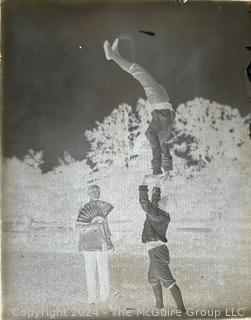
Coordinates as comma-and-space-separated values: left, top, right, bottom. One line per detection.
77, 200, 113, 223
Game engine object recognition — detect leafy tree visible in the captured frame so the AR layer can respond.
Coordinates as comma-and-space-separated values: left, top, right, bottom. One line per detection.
85, 103, 140, 171
133, 97, 251, 175
23, 149, 44, 170
58, 151, 75, 166
172, 98, 251, 171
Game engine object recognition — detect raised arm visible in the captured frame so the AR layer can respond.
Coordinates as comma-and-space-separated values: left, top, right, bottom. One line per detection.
139, 183, 170, 223
139, 185, 156, 214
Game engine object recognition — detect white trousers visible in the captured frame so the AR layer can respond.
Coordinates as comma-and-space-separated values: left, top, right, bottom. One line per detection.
84, 251, 110, 304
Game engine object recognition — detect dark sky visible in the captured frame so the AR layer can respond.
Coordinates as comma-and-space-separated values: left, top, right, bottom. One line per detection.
3, 0, 251, 171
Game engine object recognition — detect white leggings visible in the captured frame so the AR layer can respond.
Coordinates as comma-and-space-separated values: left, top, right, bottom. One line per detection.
84, 251, 110, 303
128, 63, 170, 105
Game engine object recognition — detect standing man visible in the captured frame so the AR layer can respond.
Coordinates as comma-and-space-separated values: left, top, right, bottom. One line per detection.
138, 179, 186, 312
76, 185, 114, 304
104, 38, 175, 176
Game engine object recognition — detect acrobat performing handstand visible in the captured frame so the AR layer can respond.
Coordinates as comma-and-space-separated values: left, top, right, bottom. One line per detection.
104, 38, 175, 177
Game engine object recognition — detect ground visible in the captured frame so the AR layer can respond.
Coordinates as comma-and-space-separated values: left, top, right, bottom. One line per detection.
2, 249, 251, 319
2, 158, 251, 319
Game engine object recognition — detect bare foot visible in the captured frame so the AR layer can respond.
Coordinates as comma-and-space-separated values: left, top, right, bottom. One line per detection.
112, 38, 120, 55
103, 40, 113, 60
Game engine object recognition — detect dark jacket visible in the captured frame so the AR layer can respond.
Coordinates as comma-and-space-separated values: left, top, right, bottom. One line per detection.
139, 185, 170, 243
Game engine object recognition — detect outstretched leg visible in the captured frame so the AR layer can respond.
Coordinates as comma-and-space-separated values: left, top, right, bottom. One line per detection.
104, 39, 169, 105
152, 283, 164, 309
148, 256, 164, 309
104, 39, 133, 73
155, 109, 175, 174
169, 283, 186, 313
96, 251, 110, 302
84, 251, 97, 304
160, 140, 173, 173
104, 39, 174, 175
145, 125, 162, 175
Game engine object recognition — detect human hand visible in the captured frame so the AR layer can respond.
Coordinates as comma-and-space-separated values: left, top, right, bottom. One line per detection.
155, 178, 161, 188
91, 216, 104, 223
141, 175, 148, 185
75, 223, 84, 231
